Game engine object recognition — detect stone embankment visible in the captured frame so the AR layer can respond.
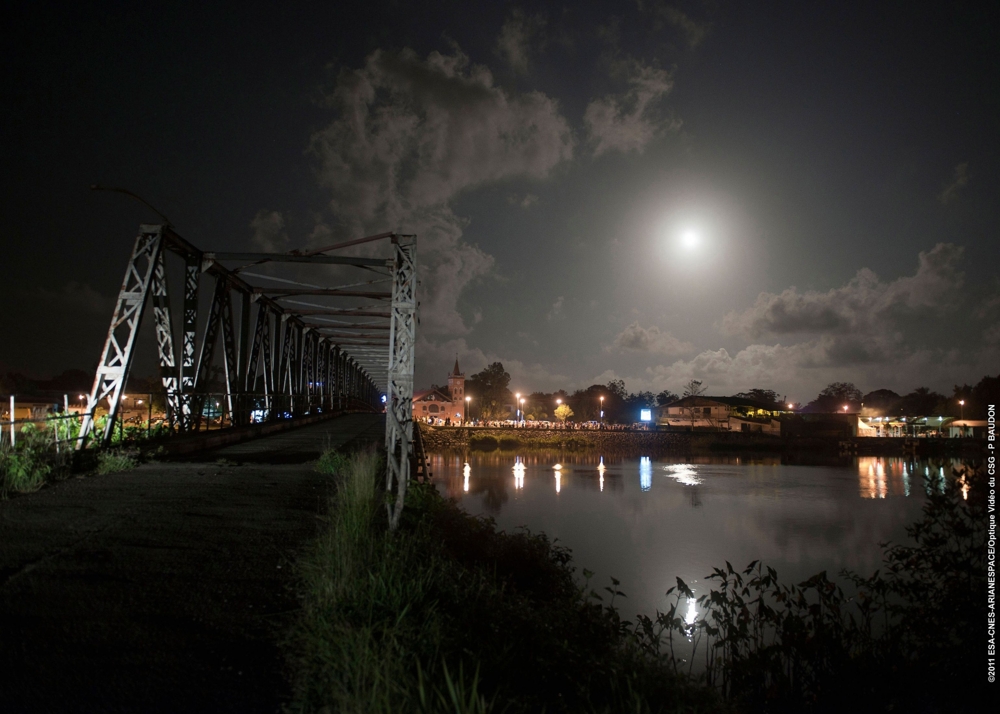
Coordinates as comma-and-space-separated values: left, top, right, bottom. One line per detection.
418, 425, 786, 454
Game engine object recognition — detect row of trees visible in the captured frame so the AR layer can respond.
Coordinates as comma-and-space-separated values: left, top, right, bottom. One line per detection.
463, 364, 781, 424
803, 377, 1000, 419
463, 362, 1000, 423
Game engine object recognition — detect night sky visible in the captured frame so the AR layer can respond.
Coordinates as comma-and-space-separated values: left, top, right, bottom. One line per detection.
3, 1, 997, 402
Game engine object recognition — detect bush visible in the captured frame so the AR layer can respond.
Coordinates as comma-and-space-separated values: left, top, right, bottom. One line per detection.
0, 423, 55, 496
468, 435, 498, 451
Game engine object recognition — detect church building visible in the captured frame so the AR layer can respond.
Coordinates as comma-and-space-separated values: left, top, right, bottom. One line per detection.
413, 359, 466, 423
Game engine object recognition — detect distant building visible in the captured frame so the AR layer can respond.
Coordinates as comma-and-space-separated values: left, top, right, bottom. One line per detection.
413, 359, 466, 423
652, 396, 784, 434
947, 420, 988, 438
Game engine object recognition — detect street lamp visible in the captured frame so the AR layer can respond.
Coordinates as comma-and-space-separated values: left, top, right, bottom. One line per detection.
465, 395, 471, 423
520, 398, 525, 424
959, 399, 965, 421
600, 396, 604, 427
842, 405, 849, 412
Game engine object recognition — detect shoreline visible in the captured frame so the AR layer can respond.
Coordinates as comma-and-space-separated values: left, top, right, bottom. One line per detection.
419, 424, 988, 457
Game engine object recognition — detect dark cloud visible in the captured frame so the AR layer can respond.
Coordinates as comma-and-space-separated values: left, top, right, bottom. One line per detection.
495, 8, 547, 74
938, 162, 970, 205
249, 210, 289, 252
721, 243, 964, 340
656, 4, 710, 49
612, 321, 693, 355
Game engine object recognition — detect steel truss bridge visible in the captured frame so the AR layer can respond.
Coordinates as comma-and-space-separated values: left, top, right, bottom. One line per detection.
77, 224, 417, 526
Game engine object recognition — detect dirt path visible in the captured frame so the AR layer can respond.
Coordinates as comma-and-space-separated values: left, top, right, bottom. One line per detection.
0, 413, 384, 713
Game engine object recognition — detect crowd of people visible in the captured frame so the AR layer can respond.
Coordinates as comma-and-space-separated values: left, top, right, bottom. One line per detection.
418, 416, 650, 431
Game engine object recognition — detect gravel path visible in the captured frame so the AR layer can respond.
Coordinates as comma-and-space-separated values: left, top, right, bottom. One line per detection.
0, 413, 384, 713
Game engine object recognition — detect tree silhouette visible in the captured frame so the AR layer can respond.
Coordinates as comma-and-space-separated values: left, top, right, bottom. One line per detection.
466, 362, 512, 420
683, 379, 706, 397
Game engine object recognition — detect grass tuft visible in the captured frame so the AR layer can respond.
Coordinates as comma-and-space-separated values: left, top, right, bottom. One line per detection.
95, 449, 138, 474
315, 448, 350, 476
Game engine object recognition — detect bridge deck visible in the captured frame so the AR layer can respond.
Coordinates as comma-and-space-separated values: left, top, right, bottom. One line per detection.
0, 413, 384, 713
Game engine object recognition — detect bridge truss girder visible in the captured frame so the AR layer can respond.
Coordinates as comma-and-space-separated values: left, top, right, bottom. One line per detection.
77, 225, 415, 457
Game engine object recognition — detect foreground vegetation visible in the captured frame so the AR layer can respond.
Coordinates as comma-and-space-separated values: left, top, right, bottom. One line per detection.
645, 464, 986, 711
289, 449, 721, 713
0, 420, 142, 497
0, 423, 62, 495
290, 453, 987, 713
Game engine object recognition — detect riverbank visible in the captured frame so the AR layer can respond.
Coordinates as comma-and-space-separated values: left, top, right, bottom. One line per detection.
419, 424, 988, 457
287, 448, 723, 713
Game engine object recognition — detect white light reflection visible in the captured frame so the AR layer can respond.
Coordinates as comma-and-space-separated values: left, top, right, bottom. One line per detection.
463, 462, 471, 493
555, 471, 561, 493
513, 458, 525, 490
598, 456, 606, 492
685, 597, 698, 627
662, 464, 702, 486
640, 456, 652, 491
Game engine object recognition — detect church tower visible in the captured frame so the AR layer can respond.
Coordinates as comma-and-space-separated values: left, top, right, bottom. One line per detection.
447, 357, 465, 403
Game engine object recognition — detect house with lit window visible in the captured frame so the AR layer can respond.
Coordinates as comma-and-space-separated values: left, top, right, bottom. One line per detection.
652, 396, 784, 434
413, 359, 466, 424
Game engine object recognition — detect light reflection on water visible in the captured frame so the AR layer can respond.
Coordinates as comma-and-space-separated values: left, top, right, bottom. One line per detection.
430, 451, 955, 625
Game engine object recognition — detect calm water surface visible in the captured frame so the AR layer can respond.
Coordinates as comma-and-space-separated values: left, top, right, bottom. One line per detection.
430, 451, 947, 620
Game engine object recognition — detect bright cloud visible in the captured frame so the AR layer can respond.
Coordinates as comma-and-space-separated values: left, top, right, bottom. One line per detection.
584, 60, 679, 156
310, 47, 574, 334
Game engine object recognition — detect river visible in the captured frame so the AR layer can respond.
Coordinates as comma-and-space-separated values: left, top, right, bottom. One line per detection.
429, 451, 950, 622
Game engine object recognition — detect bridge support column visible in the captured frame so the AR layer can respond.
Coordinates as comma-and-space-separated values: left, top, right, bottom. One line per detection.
385, 238, 416, 529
